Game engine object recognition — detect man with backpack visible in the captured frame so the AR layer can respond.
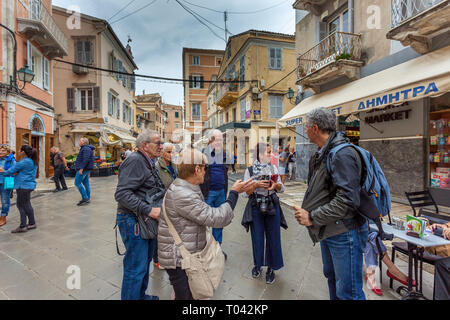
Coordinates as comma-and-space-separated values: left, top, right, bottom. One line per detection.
294, 107, 369, 300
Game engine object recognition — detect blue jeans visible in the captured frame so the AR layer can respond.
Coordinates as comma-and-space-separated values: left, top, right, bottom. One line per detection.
0, 183, 12, 217
75, 171, 90, 200
320, 222, 368, 300
206, 189, 226, 244
116, 213, 156, 300
250, 204, 284, 271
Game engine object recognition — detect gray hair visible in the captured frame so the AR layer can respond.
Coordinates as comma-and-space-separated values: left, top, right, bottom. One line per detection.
136, 129, 159, 148
305, 107, 337, 133
162, 142, 173, 152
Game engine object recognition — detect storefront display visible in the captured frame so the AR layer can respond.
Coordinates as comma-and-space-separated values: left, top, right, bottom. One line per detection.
429, 98, 450, 190
338, 115, 360, 145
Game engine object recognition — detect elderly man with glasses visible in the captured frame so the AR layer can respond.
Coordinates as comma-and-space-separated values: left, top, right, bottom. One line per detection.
115, 130, 165, 300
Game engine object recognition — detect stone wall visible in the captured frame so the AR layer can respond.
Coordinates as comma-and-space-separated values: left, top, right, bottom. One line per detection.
359, 138, 427, 197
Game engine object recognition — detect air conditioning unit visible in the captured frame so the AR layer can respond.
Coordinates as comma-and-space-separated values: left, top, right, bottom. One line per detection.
73, 64, 88, 74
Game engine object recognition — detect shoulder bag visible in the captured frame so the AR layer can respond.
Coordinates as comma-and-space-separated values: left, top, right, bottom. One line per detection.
162, 196, 225, 300
4, 176, 14, 190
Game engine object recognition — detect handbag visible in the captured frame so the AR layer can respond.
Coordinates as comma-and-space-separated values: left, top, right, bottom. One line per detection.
4, 176, 14, 190
162, 196, 225, 300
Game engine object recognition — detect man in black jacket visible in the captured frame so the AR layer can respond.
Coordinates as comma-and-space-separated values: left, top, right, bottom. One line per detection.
294, 107, 368, 300
115, 130, 164, 300
200, 129, 231, 256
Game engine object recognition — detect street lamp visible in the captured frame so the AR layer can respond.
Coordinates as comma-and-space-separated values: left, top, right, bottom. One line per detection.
17, 65, 35, 84
286, 87, 295, 104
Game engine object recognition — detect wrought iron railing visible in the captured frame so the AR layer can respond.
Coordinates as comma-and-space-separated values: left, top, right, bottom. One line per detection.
297, 31, 362, 81
214, 81, 239, 104
29, 0, 68, 54
391, 0, 446, 28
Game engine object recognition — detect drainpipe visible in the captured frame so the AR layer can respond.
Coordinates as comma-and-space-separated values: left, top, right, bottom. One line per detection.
348, 0, 354, 33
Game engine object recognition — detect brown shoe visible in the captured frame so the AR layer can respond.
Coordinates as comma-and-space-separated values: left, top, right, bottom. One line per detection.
11, 226, 28, 233
0, 216, 6, 227
27, 224, 37, 230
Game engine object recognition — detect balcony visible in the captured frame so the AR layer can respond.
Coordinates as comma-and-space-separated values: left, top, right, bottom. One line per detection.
387, 0, 450, 54
296, 31, 363, 93
214, 81, 239, 108
17, 0, 68, 59
292, 0, 327, 15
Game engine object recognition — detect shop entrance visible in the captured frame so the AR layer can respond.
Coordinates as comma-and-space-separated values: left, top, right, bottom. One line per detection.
338, 115, 360, 145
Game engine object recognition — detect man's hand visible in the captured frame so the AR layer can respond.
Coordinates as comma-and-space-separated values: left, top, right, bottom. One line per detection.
149, 208, 161, 221
231, 179, 255, 193
0, 167, 4, 173
294, 206, 312, 226
78, 169, 83, 175
65, 166, 70, 171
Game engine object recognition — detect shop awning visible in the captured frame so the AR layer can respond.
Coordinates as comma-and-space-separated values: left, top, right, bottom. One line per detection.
109, 130, 136, 144
278, 45, 450, 127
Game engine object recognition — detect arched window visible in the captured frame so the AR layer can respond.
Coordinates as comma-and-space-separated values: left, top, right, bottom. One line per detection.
29, 114, 45, 136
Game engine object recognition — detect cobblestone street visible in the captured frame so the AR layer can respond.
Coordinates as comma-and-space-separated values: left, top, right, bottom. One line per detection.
0, 175, 435, 300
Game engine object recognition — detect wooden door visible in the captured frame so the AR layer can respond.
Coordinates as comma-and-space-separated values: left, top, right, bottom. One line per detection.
15, 128, 31, 160
45, 134, 55, 177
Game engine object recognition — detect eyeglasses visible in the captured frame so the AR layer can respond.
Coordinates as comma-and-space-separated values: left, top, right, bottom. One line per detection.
148, 140, 163, 146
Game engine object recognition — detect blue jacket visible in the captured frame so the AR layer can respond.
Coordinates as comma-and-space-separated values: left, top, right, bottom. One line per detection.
0, 153, 16, 184
3, 158, 37, 190
75, 145, 95, 170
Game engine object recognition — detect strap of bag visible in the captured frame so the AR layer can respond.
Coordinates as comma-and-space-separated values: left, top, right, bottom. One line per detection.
161, 196, 193, 259
114, 223, 125, 256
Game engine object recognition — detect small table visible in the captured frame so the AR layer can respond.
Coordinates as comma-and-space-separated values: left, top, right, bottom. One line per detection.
370, 223, 450, 300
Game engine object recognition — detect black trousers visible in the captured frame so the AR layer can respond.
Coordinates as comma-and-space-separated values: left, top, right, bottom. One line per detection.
166, 268, 193, 300
54, 164, 67, 190
16, 189, 35, 228
434, 257, 450, 300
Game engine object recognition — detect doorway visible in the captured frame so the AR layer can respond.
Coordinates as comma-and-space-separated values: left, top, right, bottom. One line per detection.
31, 135, 40, 178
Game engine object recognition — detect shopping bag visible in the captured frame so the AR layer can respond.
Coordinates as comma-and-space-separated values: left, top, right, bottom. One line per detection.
4, 176, 14, 190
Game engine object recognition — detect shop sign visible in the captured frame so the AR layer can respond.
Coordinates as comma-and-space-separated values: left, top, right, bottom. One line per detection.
357, 82, 438, 111
364, 109, 411, 124
246, 99, 251, 119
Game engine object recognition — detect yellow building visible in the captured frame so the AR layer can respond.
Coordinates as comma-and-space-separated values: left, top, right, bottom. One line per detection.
207, 30, 297, 166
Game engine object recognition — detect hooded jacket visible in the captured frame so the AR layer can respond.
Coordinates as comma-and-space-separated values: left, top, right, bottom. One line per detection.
75, 144, 95, 171
301, 131, 365, 244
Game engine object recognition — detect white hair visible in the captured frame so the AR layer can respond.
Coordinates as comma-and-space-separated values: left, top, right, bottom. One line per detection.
162, 142, 173, 152
136, 129, 159, 148
80, 137, 89, 145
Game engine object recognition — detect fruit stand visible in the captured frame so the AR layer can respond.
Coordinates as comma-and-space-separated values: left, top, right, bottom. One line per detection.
64, 154, 120, 177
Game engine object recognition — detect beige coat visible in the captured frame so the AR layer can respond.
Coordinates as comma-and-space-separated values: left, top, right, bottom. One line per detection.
157, 178, 233, 269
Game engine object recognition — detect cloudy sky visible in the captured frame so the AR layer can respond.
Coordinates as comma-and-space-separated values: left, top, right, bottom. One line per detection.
53, 0, 296, 105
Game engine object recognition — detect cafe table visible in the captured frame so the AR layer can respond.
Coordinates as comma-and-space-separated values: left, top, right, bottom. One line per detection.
369, 222, 450, 300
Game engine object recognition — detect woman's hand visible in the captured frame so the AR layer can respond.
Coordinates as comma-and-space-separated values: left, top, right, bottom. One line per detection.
268, 182, 281, 192
431, 224, 445, 231
256, 180, 270, 189
0, 167, 4, 173
231, 179, 254, 193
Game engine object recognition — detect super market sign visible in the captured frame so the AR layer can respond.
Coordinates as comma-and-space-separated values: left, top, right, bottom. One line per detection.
285, 82, 439, 127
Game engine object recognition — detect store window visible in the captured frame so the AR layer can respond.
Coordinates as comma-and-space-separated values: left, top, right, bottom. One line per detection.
338, 114, 360, 145
429, 94, 450, 190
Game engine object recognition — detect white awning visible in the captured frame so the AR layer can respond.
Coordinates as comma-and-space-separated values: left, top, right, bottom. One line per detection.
278, 45, 450, 127
110, 130, 136, 144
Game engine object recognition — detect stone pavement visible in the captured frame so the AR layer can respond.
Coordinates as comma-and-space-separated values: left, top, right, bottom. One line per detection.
0, 175, 435, 300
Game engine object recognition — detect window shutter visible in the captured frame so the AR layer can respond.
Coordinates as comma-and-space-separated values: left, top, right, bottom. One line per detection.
269, 48, 275, 69
108, 92, 113, 115
116, 98, 121, 119
43, 58, 49, 90
109, 51, 114, 75
130, 75, 136, 91
85, 40, 93, 65
27, 41, 32, 71
67, 88, 75, 112
75, 41, 83, 63
123, 103, 127, 122
189, 76, 193, 88
318, 21, 327, 42
129, 107, 133, 125
93, 87, 100, 112
200, 76, 204, 88
277, 96, 283, 118
276, 48, 282, 70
